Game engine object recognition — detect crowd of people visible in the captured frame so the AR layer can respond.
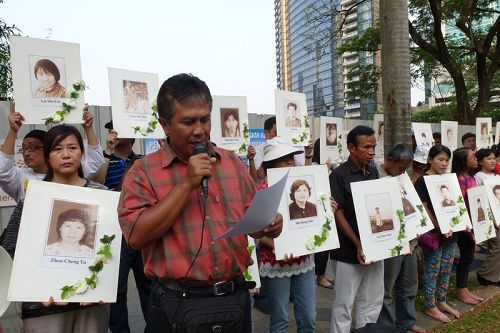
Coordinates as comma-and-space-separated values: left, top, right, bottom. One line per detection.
0, 73, 499, 333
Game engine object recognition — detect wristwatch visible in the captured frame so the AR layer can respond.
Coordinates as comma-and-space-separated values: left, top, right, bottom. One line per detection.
103, 151, 113, 159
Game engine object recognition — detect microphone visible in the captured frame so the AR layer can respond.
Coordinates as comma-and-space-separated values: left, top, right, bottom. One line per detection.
193, 143, 209, 198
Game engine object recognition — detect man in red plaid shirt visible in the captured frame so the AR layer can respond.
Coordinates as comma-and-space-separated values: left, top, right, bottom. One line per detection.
118, 73, 282, 333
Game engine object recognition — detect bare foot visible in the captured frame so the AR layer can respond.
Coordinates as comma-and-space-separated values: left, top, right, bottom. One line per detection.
425, 307, 451, 323
410, 324, 426, 333
437, 302, 461, 318
467, 289, 484, 302
456, 288, 479, 305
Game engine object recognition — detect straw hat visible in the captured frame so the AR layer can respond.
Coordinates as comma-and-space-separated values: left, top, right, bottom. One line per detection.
263, 137, 303, 162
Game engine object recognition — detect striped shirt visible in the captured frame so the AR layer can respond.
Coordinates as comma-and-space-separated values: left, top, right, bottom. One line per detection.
104, 152, 142, 191
118, 141, 256, 283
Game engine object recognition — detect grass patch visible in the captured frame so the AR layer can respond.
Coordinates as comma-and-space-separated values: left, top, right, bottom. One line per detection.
431, 295, 500, 332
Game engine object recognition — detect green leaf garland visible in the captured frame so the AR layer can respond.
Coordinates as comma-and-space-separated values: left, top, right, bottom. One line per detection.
291, 115, 310, 145
43, 80, 87, 125
132, 102, 159, 136
390, 209, 407, 256
305, 194, 333, 251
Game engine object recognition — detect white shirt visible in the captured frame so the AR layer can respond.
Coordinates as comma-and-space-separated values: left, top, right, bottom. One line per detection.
474, 171, 497, 185
0, 143, 105, 203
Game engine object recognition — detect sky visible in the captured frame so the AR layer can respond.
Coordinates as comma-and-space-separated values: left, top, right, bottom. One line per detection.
1, 0, 424, 115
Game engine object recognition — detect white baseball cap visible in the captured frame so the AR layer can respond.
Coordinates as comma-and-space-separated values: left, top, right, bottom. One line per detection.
263, 137, 303, 162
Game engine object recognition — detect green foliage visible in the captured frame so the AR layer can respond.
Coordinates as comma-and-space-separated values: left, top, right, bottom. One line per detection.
416, 204, 428, 227
412, 104, 456, 123
336, 26, 380, 54
390, 209, 407, 256
0, 3, 20, 101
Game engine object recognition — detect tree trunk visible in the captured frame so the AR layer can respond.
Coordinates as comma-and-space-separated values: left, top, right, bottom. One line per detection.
380, 0, 412, 158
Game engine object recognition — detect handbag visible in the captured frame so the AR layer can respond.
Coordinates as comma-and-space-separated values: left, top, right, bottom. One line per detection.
418, 229, 440, 251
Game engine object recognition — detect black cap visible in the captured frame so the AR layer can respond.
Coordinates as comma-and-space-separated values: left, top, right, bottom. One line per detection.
104, 121, 113, 130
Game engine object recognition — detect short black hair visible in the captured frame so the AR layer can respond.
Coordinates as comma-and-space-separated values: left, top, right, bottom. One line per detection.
264, 116, 276, 131
347, 125, 375, 146
387, 143, 413, 162
433, 132, 441, 139
461, 132, 476, 144
156, 73, 212, 124
34, 59, 61, 82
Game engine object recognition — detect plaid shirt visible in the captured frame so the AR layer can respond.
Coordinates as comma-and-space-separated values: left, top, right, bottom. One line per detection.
118, 141, 256, 283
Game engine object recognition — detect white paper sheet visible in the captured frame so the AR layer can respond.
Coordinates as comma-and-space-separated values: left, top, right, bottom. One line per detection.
0, 246, 12, 317
215, 170, 289, 239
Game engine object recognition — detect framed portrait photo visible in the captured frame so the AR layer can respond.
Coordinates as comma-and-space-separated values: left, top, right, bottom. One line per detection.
108, 67, 162, 139
351, 177, 410, 262
412, 122, 433, 149
10, 36, 85, 124
495, 122, 500, 146
267, 165, 339, 260
320, 116, 343, 164
210, 96, 249, 154
424, 174, 472, 233
275, 90, 310, 146
482, 177, 500, 228
467, 186, 497, 244
8, 181, 122, 303
396, 173, 434, 240
441, 121, 458, 150
476, 117, 492, 149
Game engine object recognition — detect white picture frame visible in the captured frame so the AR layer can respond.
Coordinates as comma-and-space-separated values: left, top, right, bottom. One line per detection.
476, 117, 492, 149
267, 165, 339, 260
373, 114, 384, 164
275, 90, 310, 146
211, 96, 249, 154
412, 122, 433, 148
351, 177, 410, 262
10, 36, 84, 124
8, 181, 122, 303
108, 67, 163, 139
396, 173, 434, 240
319, 116, 343, 164
424, 173, 472, 233
244, 237, 261, 289
0, 246, 12, 317
341, 129, 350, 161
467, 186, 497, 244
441, 121, 458, 150
495, 121, 500, 146
483, 177, 500, 228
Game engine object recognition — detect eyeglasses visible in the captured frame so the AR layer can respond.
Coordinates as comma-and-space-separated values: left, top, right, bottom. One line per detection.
19, 145, 43, 153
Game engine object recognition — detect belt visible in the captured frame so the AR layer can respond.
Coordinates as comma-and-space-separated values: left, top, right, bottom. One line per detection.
156, 276, 255, 297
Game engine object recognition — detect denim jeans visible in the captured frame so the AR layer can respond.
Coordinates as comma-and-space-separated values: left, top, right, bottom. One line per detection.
377, 252, 418, 330
109, 238, 152, 332
261, 269, 316, 333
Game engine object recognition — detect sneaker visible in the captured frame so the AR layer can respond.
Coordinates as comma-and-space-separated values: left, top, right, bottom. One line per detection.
253, 300, 271, 315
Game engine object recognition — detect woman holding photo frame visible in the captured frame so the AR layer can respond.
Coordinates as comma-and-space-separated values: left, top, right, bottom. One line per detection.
257, 137, 337, 333
451, 147, 484, 305
0, 124, 109, 333
414, 145, 461, 322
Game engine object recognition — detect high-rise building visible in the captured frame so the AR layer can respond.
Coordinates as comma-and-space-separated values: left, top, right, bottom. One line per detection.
275, 0, 381, 119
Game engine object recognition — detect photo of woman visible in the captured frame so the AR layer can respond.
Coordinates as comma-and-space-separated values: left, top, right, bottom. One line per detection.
377, 121, 384, 142
326, 123, 337, 146
480, 123, 488, 142
45, 207, 96, 258
31, 58, 66, 98
288, 178, 317, 220
476, 198, 486, 222
400, 185, 416, 216
220, 108, 240, 138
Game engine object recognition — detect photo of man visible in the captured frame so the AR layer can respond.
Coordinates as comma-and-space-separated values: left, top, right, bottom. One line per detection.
493, 185, 500, 206
420, 131, 430, 146
480, 123, 488, 142
365, 193, 394, 234
220, 108, 240, 138
29, 56, 67, 99
285, 102, 302, 128
438, 184, 456, 208
476, 197, 486, 222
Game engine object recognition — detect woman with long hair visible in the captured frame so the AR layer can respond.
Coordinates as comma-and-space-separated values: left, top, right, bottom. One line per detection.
451, 147, 483, 305
0, 124, 109, 332
414, 145, 460, 322
474, 148, 500, 286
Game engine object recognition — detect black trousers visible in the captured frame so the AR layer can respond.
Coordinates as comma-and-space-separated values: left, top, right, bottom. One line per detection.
145, 279, 251, 333
456, 231, 475, 288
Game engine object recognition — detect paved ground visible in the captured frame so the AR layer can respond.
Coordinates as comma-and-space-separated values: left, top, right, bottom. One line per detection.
1, 258, 499, 332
